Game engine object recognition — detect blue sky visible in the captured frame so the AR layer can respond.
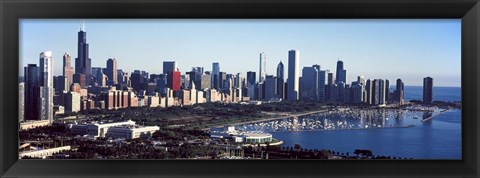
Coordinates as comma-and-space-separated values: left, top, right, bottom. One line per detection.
20, 19, 461, 87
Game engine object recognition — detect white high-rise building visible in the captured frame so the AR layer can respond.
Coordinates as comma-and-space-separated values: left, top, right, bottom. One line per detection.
287, 50, 300, 101
39, 51, 54, 123
259, 51, 266, 83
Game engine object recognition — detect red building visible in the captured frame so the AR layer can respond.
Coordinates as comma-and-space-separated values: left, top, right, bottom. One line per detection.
167, 71, 181, 91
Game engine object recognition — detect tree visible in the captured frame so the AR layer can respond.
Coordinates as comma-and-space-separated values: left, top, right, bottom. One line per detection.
294, 144, 302, 150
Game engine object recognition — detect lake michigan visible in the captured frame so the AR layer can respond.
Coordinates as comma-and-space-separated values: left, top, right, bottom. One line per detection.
254, 86, 461, 159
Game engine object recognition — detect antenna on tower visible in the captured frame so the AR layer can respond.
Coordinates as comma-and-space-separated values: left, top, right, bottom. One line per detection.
80, 19, 85, 31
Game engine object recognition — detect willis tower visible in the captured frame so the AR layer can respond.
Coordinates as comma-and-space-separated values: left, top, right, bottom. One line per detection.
75, 22, 92, 86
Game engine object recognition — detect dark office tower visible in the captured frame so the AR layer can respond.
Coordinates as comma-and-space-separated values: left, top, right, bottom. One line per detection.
379, 79, 386, 105
149, 74, 161, 83
396, 79, 405, 104
63, 53, 74, 85
106, 58, 118, 85
156, 75, 167, 95
75, 24, 92, 85
335, 60, 347, 84
55, 76, 68, 93
219, 72, 226, 89
246, 71, 256, 87
163, 61, 177, 75
212, 62, 220, 89
301, 66, 319, 101
246, 71, 256, 99
371, 79, 381, 105
117, 69, 124, 83
192, 67, 204, 75
24, 64, 40, 120
318, 70, 327, 102
325, 72, 334, 102
73, 73, 86, 88
265, 75, 277, 100
327, 73, 334, 85
365, 79, 373, 105
385, 79, 390, 102
131, 72, 145, 91
337, 82, 345, 103
423, 77, 433, 104
287, 50, 300, 101
167, 71, 181, 91
276, 61, 285, 99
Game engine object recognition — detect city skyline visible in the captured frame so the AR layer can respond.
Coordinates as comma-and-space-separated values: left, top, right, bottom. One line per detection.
20, 19, 461, 87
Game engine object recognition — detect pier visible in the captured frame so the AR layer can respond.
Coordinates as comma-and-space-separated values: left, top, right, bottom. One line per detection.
421, 108, 451, 122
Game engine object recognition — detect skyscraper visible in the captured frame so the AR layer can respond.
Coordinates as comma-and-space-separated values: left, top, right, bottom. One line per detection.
301, 66, 319, 101
318, 70, 327, 102
106, 58, 118, 85
351, 81, 364, 103
39, 51, 54, 122
276, 61, 285, 99
246, 71, 256, 100
24, 64, 39, 120
265, 75, 277, 100
379, 79, 386, 105
365, 79, 373, 105
200, 74, 211, 90
287, 50, 300, 101
396, 79, 405, 104
75, 24, 92, 85
372, 79, 381, 105
163, 61, 177, 75
423, 77, 433, 104
371, 79, 386, 106
385, 79, 390, 102
259, 51, 266, 83
326, 72, 335, 102
335, 60, 347, 84
212, 62, 220, 89
55, 76, 69, 93
167, 71, 181, 91
63, 53, 74, 85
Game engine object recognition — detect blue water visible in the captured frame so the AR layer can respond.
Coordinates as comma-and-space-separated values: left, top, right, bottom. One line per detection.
271, 109, 461, 159
250, 87, 462, 159
401, 86, 461, 102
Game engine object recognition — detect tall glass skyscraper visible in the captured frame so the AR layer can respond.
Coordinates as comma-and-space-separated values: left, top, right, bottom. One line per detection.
396, 78, 405, 104
163, 61, 177, 74
276, 61, 284, 99
63, 53, 74, 85
75, 25, 92, 85
336, 60, 347, 84
39, 51, 54, 123
423, 77, 433, 103
106, 58, 118, 85
24, 64, 39, 120
259, 51, 266, 83
212, 62, 220, 89
287, 50, 300, 101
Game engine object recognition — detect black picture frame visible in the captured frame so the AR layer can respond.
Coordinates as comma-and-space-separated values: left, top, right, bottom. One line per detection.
1, 0, 479, 177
